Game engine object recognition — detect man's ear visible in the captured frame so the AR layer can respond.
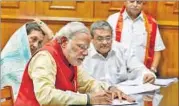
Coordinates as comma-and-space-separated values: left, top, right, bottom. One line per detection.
60, 36, 68, 48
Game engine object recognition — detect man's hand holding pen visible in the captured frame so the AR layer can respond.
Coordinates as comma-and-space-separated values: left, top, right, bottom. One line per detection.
88, 86, 135, 105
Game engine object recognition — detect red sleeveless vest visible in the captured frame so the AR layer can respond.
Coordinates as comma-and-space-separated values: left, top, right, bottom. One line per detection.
115, 7, 157, 69
15, 39, 77, 106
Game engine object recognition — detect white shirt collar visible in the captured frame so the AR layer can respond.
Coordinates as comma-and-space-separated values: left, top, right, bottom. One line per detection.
123, 9, 144, 21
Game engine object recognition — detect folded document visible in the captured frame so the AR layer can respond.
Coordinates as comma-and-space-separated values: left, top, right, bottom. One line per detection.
154, 78, 178, 86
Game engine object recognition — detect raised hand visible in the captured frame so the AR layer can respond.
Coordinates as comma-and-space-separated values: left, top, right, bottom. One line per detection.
34, 18, 54, 42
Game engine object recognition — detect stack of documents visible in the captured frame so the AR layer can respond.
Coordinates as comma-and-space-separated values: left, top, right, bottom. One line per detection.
154, 78, 178, 87
119, 79, 142, 86
118, 76, 143, 86
116, 83, 160, 95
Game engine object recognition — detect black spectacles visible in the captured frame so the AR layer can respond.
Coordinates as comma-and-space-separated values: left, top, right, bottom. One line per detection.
96, 36, 112, 42
128, 0, 143, 4
76, 44, 88, 51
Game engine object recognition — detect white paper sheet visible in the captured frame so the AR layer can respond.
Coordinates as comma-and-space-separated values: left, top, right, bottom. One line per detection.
116, 83, 160, 95
154, 78, 178, 86
119, 80, 141, 86
118, 77, 143, 86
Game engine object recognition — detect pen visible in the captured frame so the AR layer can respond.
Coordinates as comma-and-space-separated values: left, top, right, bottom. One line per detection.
101, 85, 106, 90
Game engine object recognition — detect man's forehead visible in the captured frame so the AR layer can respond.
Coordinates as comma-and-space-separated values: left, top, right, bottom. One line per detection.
71, 40, 90, 48
29, 30, 43, 37
126, 0, 144, 5
127, 0, 144, 3
94, 29, 112, 36
70, 34, 90, 43
71, 32, 91, 40
127, 0, 144, 1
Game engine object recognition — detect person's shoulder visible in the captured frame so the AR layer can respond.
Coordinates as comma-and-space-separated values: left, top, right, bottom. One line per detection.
109, 12, 120, 17
113, 41, 127, 54
107, 12, 120, 21
31, 50, 52, 62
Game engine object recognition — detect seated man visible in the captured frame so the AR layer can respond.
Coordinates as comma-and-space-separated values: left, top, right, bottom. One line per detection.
15, 22, 134, 106
1, 19, 53, 97
82, 20, 155, 85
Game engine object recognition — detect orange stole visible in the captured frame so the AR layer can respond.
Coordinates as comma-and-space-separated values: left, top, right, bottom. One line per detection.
115, 6, 157, 69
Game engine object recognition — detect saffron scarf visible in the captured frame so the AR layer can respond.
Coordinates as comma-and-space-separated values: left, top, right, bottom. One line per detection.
115, 6, 157, 68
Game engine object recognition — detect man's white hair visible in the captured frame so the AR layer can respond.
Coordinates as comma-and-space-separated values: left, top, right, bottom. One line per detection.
55, 21, 90, 41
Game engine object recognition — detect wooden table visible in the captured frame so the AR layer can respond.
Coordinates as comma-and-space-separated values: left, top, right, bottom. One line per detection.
159, 82, 178, 106
130, 82, 178, 106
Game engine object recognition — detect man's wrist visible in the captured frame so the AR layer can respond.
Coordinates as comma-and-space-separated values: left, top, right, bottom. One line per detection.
48, 35, 54, 40
47, 31, 54, 40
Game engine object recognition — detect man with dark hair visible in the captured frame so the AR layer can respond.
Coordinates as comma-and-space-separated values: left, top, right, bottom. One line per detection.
26, 21, 45, 55
26, 19, 54, 55
82, 20, 156, 84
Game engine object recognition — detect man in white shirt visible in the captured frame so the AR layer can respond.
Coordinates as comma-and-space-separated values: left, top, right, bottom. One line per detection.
82, 20, 155, 85
107, 1, 165, 74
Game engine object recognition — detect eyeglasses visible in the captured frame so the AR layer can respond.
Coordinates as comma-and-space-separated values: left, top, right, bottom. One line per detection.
96, 36, 112, 42
76, 44, 89, 51
128, 0, 143, 4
